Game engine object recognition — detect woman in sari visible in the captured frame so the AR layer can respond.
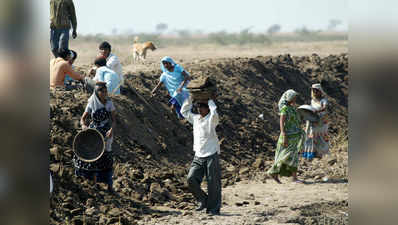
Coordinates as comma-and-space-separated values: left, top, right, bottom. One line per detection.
74, 82, 116, 193
268, 89, 304, 183
302, 83, 330, 160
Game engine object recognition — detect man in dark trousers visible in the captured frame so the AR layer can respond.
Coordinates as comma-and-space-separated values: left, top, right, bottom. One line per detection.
181, 95, 222, 215
50, 0, 77, 58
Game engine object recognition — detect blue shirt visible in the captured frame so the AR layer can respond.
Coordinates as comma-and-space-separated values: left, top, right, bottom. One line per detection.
160, 64, 189, 105
94, 66, 121, 95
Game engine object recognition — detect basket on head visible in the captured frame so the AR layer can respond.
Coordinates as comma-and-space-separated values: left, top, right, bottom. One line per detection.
297, 105, 320, 122
73, 128, 105, 162
187, 76, 217, 101
190, 88, 216, 101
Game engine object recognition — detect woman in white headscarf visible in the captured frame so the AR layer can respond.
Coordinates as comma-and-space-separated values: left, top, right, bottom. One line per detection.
267, 89, 304, 183
302, 83, 329, 160
74, 82, 117, 193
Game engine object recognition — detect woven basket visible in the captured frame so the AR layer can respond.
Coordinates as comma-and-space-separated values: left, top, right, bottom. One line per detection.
73, 128, 105, 162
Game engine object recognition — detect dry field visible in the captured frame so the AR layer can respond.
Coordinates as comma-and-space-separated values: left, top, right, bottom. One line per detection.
69, 40, 347, 73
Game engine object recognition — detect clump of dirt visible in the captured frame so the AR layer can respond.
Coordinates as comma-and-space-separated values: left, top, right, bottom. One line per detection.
50, 54, 348, 224
288, 200, 348, 225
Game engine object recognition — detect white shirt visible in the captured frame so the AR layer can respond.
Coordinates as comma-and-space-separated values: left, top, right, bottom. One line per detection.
106, 53, 123, 84
181, 98, 220, 157
311, 98, 328, 118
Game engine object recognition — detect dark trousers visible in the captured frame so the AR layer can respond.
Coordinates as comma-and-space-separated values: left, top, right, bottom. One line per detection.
187, 153, 222, 212
50, 28, 70, 57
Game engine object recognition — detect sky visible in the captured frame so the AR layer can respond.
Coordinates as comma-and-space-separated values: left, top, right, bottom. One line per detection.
39, 0, 348, 35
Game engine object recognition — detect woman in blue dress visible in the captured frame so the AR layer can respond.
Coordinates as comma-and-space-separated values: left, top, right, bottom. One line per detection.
151, 56, 191, 119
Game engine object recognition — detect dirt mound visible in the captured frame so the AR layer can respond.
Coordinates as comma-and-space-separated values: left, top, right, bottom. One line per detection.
50, 54, 348, 224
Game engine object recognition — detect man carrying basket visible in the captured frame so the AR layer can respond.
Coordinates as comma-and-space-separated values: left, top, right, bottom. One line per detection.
181, 87, 222, 215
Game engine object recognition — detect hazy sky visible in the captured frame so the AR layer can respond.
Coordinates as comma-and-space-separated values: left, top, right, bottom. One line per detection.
40, 0, 348, 35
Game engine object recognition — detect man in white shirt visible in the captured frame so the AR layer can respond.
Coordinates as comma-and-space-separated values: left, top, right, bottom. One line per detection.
181, 95, 222, 215
98, 41, 124, 85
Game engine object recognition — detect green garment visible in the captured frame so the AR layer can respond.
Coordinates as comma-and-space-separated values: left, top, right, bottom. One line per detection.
267, 105, 304, 177
50, 0, 77, 30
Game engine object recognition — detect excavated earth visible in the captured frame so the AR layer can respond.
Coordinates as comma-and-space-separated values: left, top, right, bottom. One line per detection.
50, 53, 348, 225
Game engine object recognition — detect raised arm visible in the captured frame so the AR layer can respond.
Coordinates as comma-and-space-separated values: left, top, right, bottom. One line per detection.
207, 99, 219, 128
181, 96, 194, 124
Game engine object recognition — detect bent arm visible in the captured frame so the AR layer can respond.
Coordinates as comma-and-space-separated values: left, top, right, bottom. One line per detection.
80, 112, 89, 127
65, 64, 83, 81
208, 99, 219, 128
177, 70, 191, 90
181, 96, 194, 124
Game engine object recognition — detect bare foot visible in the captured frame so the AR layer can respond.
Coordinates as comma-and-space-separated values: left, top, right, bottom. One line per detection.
270, 174, 282, 184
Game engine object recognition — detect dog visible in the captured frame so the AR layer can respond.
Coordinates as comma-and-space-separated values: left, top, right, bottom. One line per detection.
132, 36, 156, 63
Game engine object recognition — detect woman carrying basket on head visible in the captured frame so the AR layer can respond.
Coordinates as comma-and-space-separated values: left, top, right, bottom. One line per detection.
73, 82, 116, 193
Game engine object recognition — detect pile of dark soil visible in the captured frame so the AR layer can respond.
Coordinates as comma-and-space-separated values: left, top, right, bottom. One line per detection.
50, 53, 348, 224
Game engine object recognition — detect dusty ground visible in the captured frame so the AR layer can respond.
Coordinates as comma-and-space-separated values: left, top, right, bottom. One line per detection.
138, 175, 348, 225
50, 42, 348, 225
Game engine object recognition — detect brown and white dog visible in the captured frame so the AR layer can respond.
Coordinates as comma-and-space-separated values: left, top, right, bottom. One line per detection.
132, 36, 156, 63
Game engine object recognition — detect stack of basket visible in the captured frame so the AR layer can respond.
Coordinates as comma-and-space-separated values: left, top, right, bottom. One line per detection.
187, 76, 217, 101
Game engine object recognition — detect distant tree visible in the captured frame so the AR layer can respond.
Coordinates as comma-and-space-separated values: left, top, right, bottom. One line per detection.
156, 23, 168, 33
267, 24, 281, 35
328, 19, 342, 30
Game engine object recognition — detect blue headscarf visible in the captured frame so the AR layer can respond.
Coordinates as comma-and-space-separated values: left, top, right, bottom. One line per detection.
160, 56, 177, 73
159, 56, 190, 106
